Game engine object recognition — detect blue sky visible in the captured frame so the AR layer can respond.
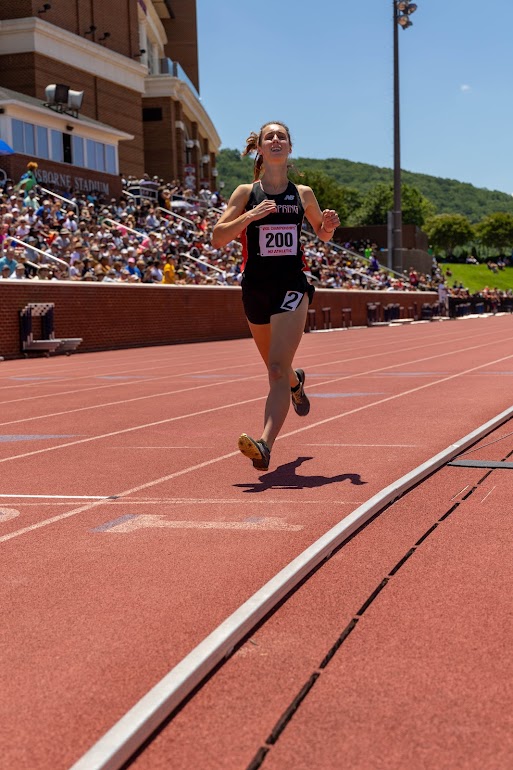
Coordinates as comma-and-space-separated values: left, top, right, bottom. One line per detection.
197, 0, 513, 195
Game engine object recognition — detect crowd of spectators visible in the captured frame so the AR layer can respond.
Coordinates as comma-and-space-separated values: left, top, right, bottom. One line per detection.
0, 171, 512, 314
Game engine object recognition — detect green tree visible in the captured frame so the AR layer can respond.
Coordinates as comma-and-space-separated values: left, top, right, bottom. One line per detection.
351, 182, 434, 226
474, 212, 513, 253
289, 169, 353, 224
423, 214, 473, 255
216, 149, 513, 220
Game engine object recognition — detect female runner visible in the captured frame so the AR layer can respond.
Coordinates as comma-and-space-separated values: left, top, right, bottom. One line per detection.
212, 121, 339, 470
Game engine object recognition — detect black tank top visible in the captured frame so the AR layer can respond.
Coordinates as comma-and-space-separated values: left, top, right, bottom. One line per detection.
241, 180, 306, 284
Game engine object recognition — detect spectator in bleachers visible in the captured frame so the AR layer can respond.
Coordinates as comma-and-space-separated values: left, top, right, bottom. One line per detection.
9, 262, 27, 280
0, 246, 18, 275
0, 172, 476, 305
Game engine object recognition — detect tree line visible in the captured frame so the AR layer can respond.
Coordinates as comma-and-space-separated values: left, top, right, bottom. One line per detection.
217, 149, 513, 257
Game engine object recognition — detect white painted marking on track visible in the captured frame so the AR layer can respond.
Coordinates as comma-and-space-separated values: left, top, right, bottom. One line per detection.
2, 350, 513, 544
450, 485, 469, 500
305, 443, 418, 447
116, 498, 355, 505
102, 515, 303, 533
0, 494, 112, 500
0, 508, 20, 522
480, 486, 496, 504
0, 326, 499, 418
1, 344, 511, 468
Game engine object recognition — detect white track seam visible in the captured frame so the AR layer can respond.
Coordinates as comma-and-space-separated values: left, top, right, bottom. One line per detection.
69, 404, 513, 770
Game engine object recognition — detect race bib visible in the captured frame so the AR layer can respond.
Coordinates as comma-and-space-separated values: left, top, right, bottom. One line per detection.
258, 224, 297, 257
280, 290, 304, 312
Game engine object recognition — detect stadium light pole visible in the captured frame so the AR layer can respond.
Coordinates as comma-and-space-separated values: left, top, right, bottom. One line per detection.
391, 1, 417, 274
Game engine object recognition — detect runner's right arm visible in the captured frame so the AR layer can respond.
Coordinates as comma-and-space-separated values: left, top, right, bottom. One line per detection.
212, 184, 277, 248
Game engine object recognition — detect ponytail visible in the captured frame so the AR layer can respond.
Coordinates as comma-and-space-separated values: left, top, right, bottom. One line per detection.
241, 131, 263, 182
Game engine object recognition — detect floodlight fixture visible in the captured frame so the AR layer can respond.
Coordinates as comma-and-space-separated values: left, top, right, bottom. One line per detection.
45, 83, 84, 118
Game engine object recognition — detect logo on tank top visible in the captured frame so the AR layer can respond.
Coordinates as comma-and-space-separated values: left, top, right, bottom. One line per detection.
275, 204, 299, 214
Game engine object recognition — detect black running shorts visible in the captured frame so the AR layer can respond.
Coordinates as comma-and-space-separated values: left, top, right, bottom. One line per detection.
241, 272, 315, 325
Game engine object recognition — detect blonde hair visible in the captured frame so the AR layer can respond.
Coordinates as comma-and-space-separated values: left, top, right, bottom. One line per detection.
242, 121, 292, 182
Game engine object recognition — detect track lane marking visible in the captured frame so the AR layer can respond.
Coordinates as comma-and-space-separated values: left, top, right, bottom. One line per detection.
1, 350, 513, 543
0, 336, 505, 435
0, 494, 112, 500
95, 515, 303, 533
0, 341, 510, 468
0, 347, 259, 395
0, 325, 500, 409
0, 317, 505, 395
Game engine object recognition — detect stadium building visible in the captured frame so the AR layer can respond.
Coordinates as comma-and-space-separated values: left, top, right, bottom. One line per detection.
0, 0, 220, 197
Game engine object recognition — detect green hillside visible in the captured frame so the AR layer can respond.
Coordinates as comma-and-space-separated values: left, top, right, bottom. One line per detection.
216, 149, 513, 223
440, 264, 513, 293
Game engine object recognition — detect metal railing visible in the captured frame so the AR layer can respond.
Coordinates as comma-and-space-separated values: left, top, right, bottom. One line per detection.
159, 59, 199, 98
157, 206, 196, 227
301, 227, 430, 290
101, 216, 223, 281
181, 252, 225, 280
101, 218, 146, 240
38, 187, 79, 212
8, 236, 70, 276
125, 185, 159, 204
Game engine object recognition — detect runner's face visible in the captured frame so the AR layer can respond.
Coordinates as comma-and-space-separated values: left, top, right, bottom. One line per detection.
258, 124, 291, 161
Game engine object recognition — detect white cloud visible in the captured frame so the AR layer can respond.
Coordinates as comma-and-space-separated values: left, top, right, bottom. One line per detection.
460, 84, 471, 93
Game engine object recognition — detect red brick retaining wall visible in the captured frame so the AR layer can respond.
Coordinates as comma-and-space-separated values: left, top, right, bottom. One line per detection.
0, 283, 437, 360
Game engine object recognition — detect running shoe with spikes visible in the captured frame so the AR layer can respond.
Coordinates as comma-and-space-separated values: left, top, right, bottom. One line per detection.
291, 368, 310, 416
238, 434, 271, 470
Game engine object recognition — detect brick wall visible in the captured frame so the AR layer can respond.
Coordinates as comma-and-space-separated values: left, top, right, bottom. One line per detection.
0, 0, 139, 58
0, 284, 437, 360
143, 96, 176, 180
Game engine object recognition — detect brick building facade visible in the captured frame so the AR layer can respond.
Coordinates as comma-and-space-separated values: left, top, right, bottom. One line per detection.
0, 1, 220, 191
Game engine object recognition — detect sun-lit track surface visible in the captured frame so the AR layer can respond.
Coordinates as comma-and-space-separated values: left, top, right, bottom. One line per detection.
1, 315, 513, 770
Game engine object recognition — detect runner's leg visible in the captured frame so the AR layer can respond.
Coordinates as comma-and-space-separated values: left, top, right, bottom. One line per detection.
248, 322, 301, 389
260, 294, 308, 449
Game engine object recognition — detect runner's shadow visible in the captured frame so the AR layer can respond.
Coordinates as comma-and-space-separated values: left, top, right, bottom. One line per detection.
233, 456, 367, 494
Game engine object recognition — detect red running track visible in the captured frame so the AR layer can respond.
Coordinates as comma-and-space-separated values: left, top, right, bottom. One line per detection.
1, 315, 513, 769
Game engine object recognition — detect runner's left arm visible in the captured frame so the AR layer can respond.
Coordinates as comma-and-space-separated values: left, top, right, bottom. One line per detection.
300, 186, 340, 243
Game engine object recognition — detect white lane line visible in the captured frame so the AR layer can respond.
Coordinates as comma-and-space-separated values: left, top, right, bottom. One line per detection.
0, 352, 264, 406
0, 326, 499, 417
2, 351, 513, 543
0, 321, 504, 396
0, 344, 261, 398
450, 485, 469, 500
0, 494, 112, 500
480, 486, 496, 504
0, 341, 509, 467
3, 495, 361, 509
305, 443, 418, 447
68, 403, 513, 770
0, 452, 238, 543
